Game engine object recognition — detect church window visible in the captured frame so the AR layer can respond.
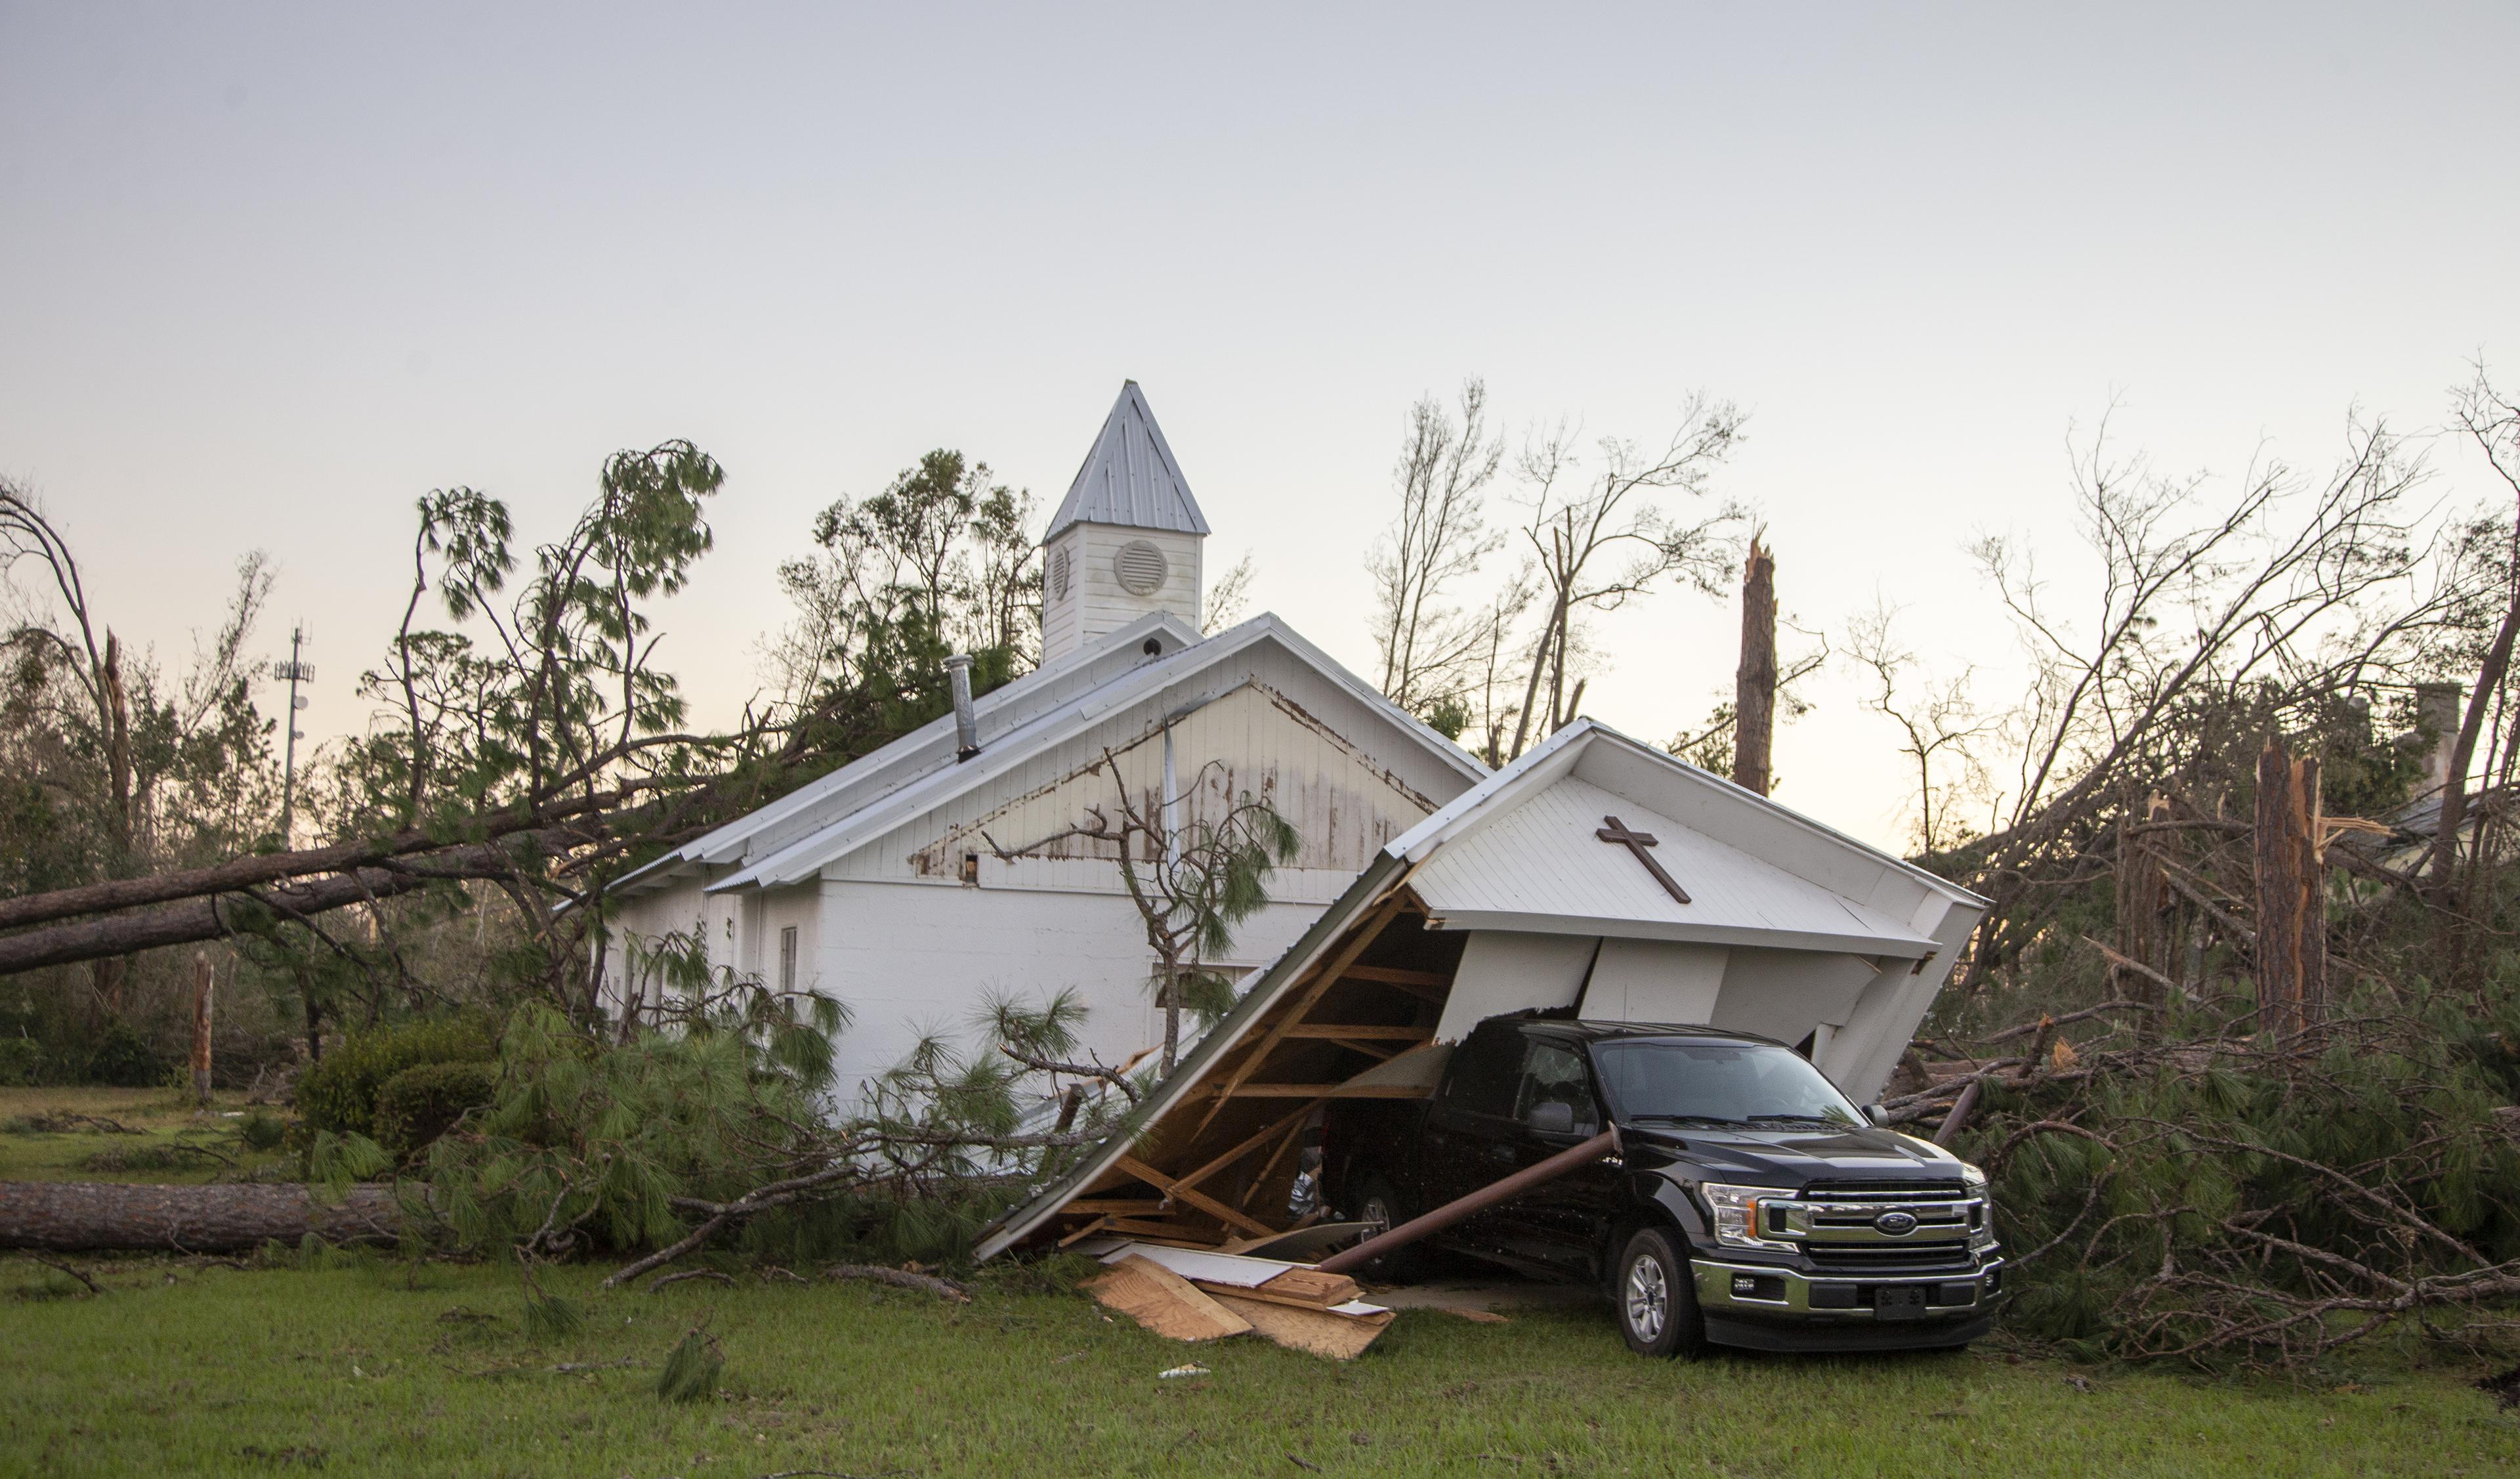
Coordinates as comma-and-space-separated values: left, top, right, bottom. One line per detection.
1114, 540, 1167, 595
779, 926, 797, 991
1049, 546, 1070, 599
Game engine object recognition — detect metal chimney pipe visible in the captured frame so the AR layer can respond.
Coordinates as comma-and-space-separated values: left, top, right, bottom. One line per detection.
946, 653, 980, 761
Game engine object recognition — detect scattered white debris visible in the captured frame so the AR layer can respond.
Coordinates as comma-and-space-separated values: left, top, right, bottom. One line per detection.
1157, 1363, 1211, 1380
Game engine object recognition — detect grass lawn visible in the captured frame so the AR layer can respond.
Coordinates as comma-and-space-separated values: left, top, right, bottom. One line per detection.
0, 1085, 293, 1185
5, 1087, 2515, 1476
4, 1253, 2516, 1479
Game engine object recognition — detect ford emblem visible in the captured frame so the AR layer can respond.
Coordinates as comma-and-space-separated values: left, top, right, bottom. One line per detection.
1873, 1210, 1920, 1236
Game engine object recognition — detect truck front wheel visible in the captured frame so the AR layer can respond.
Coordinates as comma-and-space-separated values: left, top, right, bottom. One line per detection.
1615, 1227, 1708, 1358
1349, 1174, 1429, 1282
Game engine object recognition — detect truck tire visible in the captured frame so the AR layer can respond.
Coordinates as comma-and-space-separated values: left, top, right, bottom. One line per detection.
1350, 1174, 1430, 1283
1614, 1226, 1707, 1358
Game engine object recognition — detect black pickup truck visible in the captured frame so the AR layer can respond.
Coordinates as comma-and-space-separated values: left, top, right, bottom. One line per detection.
1324, 1014, 2002, 1356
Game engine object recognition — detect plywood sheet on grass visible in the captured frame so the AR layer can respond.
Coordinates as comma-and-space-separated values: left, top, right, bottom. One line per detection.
1083, 1254, 1251, 1340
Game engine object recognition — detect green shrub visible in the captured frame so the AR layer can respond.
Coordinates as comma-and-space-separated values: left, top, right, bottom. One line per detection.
237, 1109, 287, 1152
0, 1036, 41, 1086
295, 1016, 497, 1141
84, 1021, 163, 1087
373, 1060, 498, 1155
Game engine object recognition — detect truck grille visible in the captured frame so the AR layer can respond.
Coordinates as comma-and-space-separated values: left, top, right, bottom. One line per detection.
1805, 1239, 1975, 1272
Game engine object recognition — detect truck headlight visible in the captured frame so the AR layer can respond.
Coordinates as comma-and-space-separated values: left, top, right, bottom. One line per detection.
1959, 1163, 1996, 1249
1698, 1182, 1799, 1251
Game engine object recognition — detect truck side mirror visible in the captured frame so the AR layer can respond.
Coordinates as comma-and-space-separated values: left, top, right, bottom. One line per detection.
1526, 1100, 1576, 1135
1862, 1104, 1886, 1126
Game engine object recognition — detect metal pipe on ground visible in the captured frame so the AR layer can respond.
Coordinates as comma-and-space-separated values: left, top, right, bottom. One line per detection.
1314, 1128, 1619, 1276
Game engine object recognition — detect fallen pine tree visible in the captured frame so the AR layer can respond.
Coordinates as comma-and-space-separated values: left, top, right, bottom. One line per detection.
0, 1180, 399, 1253
1927, 991, 2520, 1371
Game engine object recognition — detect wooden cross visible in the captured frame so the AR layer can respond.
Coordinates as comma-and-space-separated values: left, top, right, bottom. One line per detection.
1596, 815, 1691, 905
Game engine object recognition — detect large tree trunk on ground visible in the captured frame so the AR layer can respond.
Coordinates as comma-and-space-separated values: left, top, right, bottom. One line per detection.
1732, 537, 1777, 796
0, 1181, 400, 1252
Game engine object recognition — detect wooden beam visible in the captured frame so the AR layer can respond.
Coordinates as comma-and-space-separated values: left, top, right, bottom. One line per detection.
1336, 965, 1448, 987
1191, 891, 1413, 1136
1167, 1099, 1329, 1201
1055, 1214, 1114, 1248
1064, 1199, 1171, 1215
1099, 1220, 1227, 1247
1278, 1024, 1431, 1039
1114, 1154, 1278, 1237
1217, 1082, 1433, 1099
1238, 1117, 1312, 1211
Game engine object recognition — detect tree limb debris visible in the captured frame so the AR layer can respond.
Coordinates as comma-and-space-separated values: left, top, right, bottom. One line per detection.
824, 1263, 971, 1302
18, 1251, 100, 1294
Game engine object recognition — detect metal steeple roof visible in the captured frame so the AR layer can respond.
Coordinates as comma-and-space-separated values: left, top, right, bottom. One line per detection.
1043, 381, 1211, 540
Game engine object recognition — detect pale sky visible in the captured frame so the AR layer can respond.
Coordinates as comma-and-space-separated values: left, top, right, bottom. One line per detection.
4, 4, 2515, 849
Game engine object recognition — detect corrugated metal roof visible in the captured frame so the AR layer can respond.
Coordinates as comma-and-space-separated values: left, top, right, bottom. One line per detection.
1043, 381, 1210, 539
606, 611, 1210, 897
701, 612, 1486, 893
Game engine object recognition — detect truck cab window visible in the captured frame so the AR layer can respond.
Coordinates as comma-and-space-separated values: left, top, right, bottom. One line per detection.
1515, 1040, 1599, 1132
1593, 1039, 1862, 1126
1441, 1025, 1522, 1118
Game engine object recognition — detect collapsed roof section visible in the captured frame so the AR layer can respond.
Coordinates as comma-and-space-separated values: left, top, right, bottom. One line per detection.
975, 719, 1986, 1262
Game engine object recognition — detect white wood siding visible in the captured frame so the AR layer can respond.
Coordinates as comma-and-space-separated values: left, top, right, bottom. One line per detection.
890, 682, 1431, 881
1043, 523, 1202, 663
811, 876, 1328, 1102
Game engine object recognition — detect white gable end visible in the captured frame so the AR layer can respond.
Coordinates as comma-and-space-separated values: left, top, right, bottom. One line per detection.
1411, 773, 1939, 958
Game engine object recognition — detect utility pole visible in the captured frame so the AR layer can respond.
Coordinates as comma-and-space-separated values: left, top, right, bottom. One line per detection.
271, 626, 314, 844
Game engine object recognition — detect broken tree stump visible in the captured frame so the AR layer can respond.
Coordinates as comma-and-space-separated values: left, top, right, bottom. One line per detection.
2254, 740, 2326, 1037
1732, 536, 1778, 797
189, 951, 215, 1107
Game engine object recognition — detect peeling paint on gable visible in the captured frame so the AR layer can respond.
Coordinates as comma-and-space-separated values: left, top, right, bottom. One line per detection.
902, 682, 1442, 880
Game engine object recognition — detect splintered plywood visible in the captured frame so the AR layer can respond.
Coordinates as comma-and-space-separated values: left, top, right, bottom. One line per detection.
1110, 1243, 1363, 1308
1083, 1255, 1252, 1341
1206, 1293, 1395, 1360
1248, 1268, 1361, 1308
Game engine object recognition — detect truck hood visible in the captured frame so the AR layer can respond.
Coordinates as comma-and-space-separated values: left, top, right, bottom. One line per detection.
1619, 1122, 1965, 1184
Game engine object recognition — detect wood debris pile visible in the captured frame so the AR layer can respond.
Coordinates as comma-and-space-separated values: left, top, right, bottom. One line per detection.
1082, 1243, 1395, 1360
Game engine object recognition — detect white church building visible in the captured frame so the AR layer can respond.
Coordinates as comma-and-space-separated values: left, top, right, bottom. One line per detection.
604, 383, 1490, 1098
606, 381, 1980, 1119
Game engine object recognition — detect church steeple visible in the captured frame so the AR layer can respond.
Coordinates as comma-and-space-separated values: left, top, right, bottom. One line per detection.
1040, 382, 1208, 662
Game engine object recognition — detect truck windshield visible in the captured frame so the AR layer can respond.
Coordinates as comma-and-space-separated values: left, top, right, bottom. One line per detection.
1591, 1040, 1862, 1128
